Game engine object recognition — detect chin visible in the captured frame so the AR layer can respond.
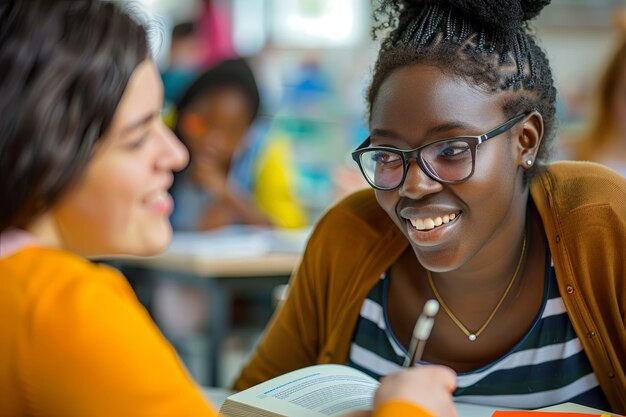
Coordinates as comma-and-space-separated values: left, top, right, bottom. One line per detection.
146, 227, 173, 255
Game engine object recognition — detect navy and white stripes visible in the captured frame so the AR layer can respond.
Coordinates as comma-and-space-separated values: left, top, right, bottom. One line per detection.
347, 260, 610, 410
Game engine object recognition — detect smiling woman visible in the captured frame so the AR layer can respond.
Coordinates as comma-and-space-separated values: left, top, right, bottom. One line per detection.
234, 0, 626, 414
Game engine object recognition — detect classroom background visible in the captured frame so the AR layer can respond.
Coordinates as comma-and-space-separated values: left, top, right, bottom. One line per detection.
114, 0, 626, 388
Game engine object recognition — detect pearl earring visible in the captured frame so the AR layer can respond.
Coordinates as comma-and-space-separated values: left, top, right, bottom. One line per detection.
526, 159, 533, 166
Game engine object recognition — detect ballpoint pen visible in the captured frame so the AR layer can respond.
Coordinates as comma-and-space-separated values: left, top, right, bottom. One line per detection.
403, 299, 439, 367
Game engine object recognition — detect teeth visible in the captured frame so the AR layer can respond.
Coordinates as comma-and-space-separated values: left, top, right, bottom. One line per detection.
409, 212, 459, 231
147, 191, 166, 204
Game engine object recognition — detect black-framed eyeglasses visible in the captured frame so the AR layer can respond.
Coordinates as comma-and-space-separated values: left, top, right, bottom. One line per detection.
351, 113, 529, 191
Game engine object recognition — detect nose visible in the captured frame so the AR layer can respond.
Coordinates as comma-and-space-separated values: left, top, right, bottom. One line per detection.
156, 122, 189, 172
398, 159, 443, 199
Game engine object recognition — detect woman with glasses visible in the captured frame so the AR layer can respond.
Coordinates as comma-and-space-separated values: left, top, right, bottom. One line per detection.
235, 0, 626, 414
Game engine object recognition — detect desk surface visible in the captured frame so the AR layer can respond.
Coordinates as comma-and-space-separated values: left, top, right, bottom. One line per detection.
113, 226, 309, 277
202, 386, 233, 409
119, 250, 301, 277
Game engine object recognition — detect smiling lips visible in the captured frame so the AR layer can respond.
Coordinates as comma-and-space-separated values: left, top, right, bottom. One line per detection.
144, 190, 173, 215
409, 212, 458, 230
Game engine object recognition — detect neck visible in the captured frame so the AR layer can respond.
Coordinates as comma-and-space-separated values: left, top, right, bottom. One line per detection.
25, 212, 64, 249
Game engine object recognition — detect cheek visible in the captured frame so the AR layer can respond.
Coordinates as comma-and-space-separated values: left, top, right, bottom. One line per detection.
462, 144, 520, 218
375, 190, 404, 227
56, 158, 146, 245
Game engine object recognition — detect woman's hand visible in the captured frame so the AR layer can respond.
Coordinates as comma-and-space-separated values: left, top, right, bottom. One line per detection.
373, 365, 458, 417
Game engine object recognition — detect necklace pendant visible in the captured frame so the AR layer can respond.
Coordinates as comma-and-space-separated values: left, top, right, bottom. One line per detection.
468, 334, 477, 342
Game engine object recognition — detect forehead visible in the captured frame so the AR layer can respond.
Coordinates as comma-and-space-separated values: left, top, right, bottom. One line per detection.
108, 60, 162, 135
190, 88, 252, 118
191, 86, 249, 110
370, 64, 506, 134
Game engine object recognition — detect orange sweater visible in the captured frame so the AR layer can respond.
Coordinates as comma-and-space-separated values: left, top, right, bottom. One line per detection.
0, 246, 432, 417
0, 246, 216, 417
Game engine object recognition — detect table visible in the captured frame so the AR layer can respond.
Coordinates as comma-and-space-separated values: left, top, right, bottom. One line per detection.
202, 386, 234, 409
111, 226, 309, 387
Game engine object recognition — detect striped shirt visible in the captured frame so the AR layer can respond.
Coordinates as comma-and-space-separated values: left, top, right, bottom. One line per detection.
347, 257, 610, 410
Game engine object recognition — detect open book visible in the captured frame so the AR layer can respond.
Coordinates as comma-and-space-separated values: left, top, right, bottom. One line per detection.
218, 363, 620, 417
219, 364, 378, 417
219, 364, 505, 417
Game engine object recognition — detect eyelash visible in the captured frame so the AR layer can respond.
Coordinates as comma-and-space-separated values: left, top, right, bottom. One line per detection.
127, 134, 149, 150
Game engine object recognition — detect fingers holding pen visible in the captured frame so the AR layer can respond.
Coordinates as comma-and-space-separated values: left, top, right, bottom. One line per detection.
374, 365, 458, 417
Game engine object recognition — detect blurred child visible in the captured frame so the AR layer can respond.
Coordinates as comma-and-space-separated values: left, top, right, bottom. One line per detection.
170, 58, 308, 230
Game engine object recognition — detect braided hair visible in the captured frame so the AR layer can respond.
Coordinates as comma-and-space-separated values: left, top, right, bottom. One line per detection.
367, 0, 557, 182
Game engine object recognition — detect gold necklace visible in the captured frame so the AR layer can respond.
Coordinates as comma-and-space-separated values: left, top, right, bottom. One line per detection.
426, 231, 527, 342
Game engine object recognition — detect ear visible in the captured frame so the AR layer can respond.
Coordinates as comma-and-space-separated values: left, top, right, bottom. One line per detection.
516, 111, 544, 169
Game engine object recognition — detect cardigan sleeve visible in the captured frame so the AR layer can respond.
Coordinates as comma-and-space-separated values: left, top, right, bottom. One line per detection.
19, 261, 216, 417
233, 189, 406, 391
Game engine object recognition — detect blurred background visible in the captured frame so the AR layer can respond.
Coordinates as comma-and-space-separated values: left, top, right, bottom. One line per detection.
134, 0, 626, 218
114, 0, 626, 388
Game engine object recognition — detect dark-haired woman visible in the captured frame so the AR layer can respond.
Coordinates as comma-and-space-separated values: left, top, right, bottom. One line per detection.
0, 1, 457, 416
234, 0, 626, 413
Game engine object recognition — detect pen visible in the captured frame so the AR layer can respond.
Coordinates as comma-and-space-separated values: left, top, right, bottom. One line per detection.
403, 299, 439, 367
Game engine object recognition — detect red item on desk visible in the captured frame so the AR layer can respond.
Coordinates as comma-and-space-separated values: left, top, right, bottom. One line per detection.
492, 412, 619, 417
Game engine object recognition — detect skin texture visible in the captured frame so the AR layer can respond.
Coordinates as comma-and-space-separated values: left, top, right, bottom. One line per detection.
29, 60, 189, 257
371, 64, 548, 371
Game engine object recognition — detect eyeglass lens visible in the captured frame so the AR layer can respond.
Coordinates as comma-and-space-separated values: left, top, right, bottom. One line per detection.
359, 139, 473, 189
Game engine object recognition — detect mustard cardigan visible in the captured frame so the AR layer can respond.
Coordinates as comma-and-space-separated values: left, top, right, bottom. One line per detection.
234, 161, 626, 414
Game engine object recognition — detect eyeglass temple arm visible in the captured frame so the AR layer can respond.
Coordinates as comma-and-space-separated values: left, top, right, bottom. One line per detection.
478, 113, 529, 144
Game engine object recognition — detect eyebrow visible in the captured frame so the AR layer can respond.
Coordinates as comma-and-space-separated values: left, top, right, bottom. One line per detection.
371, 121, 481, 140
121, 111, 160, 134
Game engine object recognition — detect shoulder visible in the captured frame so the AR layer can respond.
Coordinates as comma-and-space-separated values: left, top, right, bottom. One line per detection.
308, 189, 399, 248
317, 189, 395, 235
301, 189, 406, 274
6, 247, 136, 321
532, 161, 626, 215
4, 246, 125, 282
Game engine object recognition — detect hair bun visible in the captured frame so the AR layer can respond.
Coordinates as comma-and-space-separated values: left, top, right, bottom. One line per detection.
413, 0, 551, 32
520, 0, 551, 21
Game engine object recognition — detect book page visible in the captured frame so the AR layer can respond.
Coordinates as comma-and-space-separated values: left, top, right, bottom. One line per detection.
220, 364, 379, 417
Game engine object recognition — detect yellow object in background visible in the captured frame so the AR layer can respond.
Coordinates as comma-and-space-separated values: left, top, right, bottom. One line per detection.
254, 135, 309, 229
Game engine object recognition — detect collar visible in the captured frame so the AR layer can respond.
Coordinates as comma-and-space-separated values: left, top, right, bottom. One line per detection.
0, 228, 40, 259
